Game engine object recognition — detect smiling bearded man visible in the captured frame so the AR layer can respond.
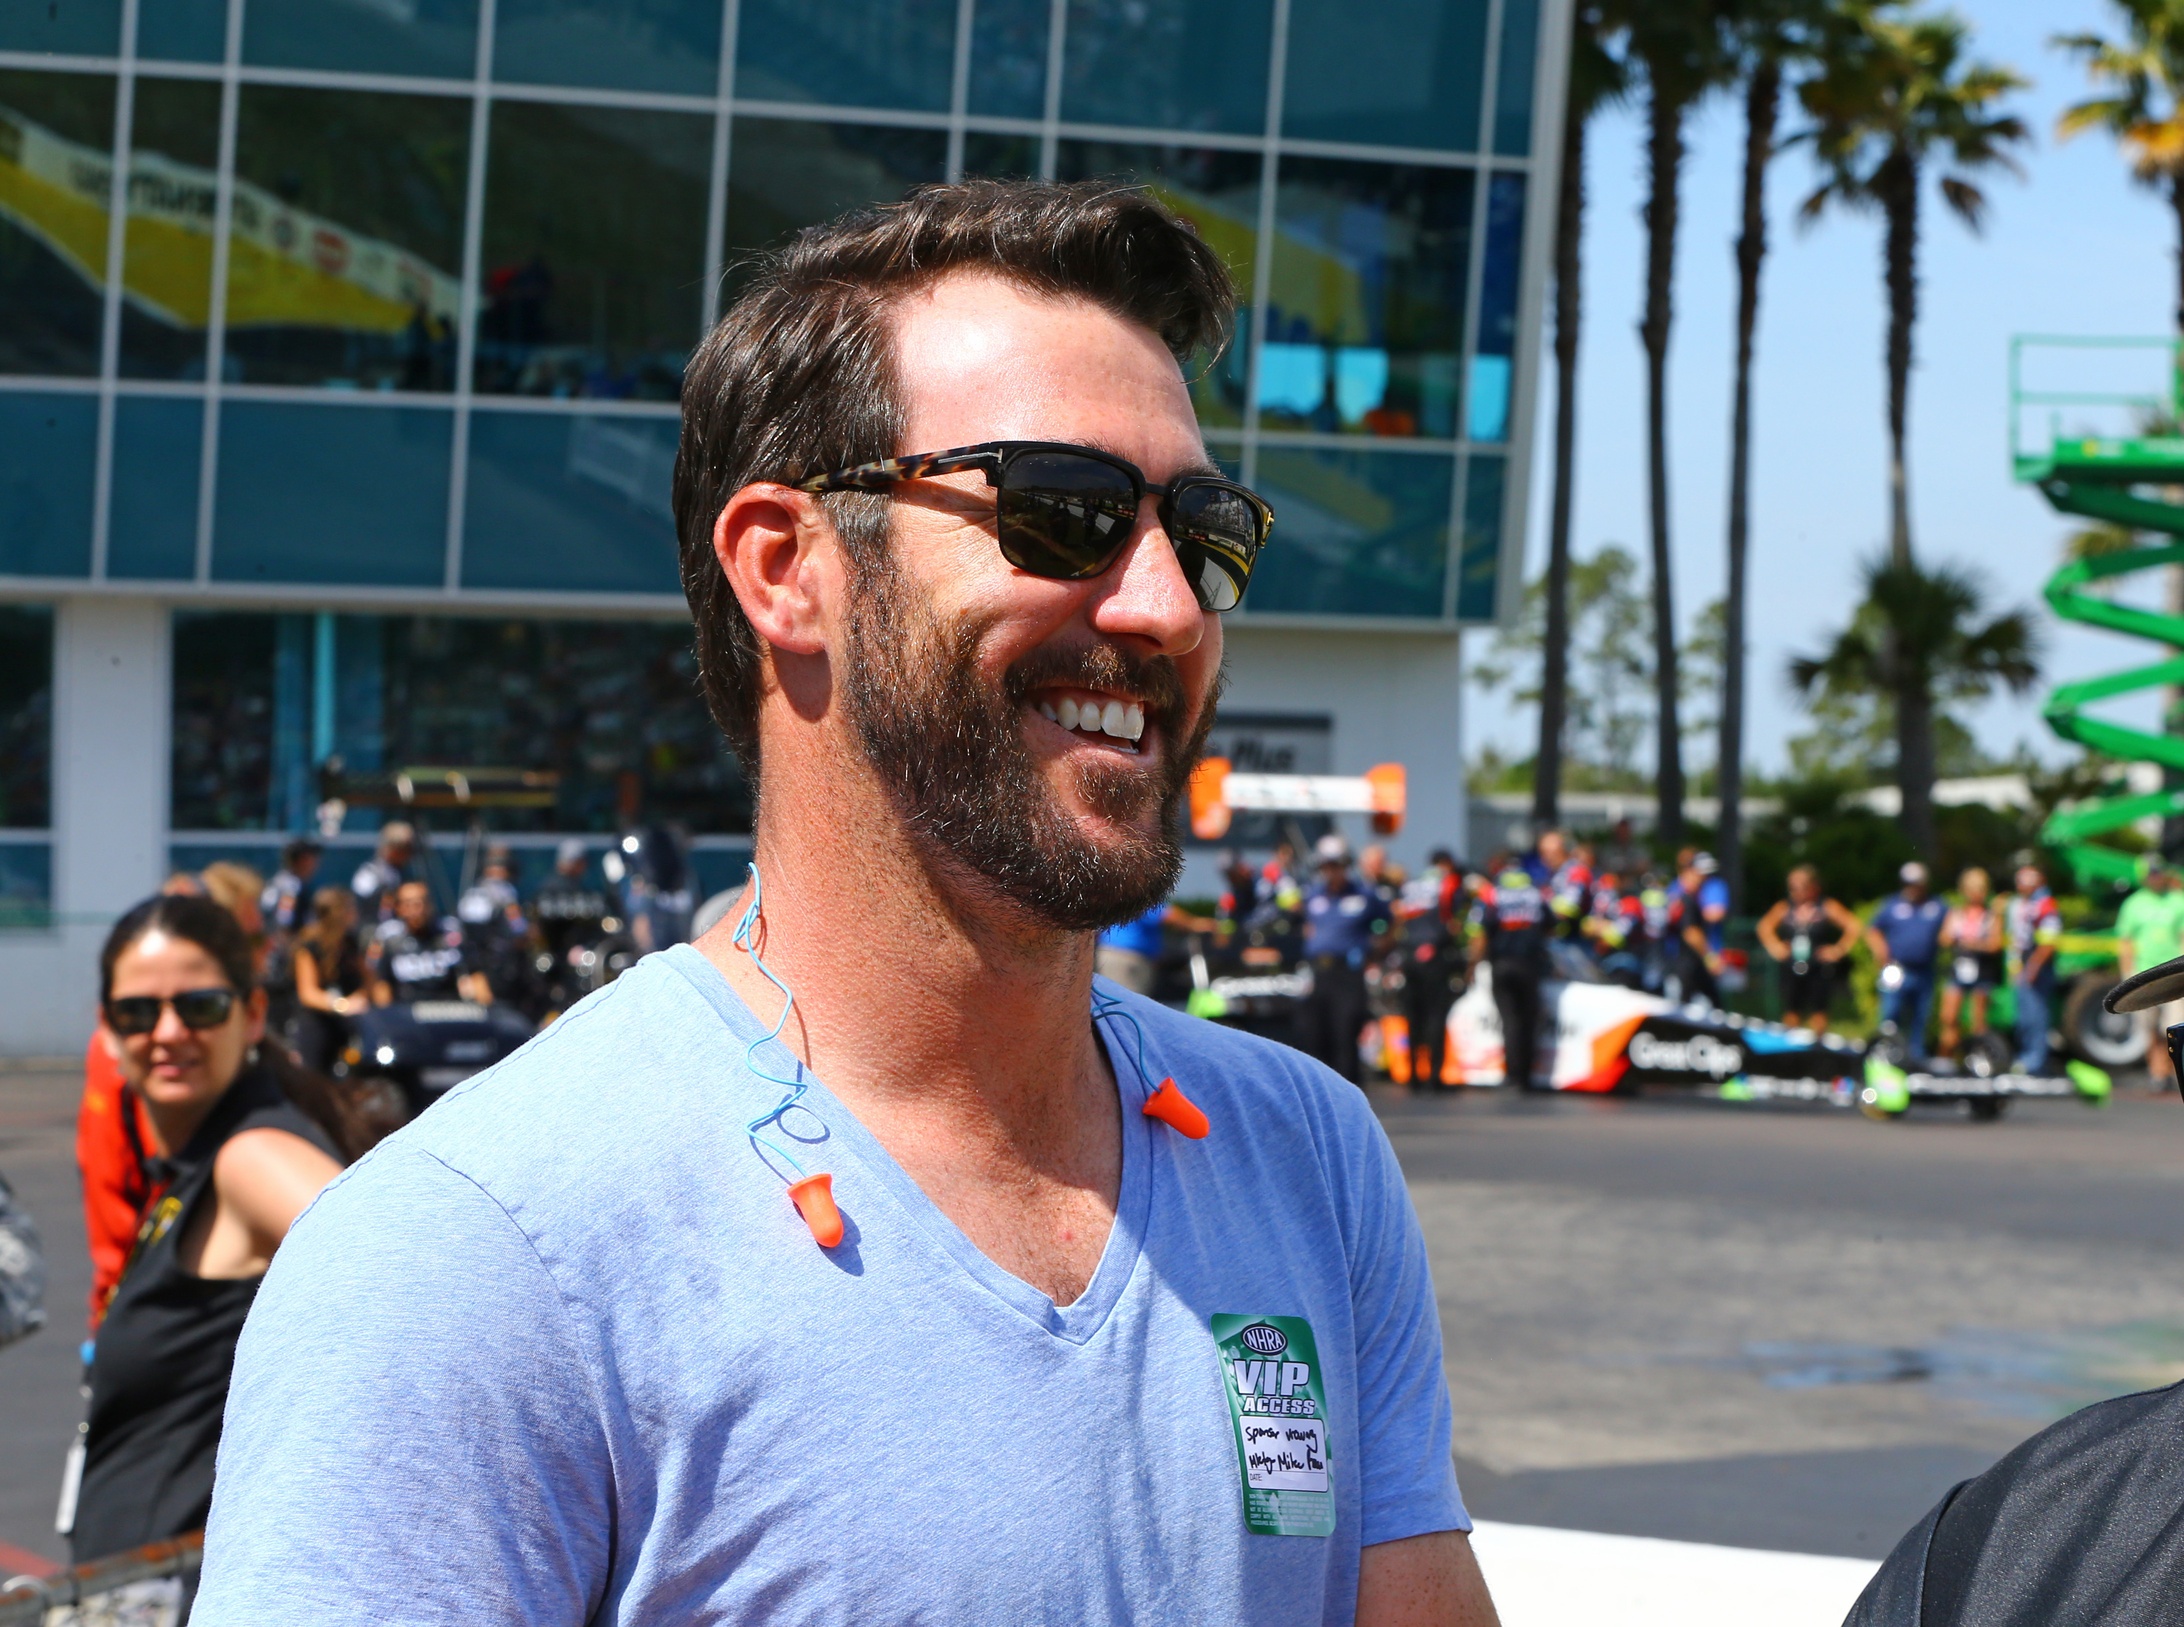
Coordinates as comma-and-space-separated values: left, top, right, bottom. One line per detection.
193, 180, 1496, 1627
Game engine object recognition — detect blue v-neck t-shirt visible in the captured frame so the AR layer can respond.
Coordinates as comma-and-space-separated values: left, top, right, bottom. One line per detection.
195, 946, 1467, 1625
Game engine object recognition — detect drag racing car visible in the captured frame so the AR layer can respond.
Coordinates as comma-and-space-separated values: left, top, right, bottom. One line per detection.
1446, 943, 2110, 1118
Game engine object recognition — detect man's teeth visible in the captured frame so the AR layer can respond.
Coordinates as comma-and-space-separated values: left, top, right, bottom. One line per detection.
1037, 696, 1146, 742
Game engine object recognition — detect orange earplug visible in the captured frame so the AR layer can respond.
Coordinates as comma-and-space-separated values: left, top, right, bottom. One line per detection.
1142, 1077, 1210, 1139
786, 1172, 844, 1247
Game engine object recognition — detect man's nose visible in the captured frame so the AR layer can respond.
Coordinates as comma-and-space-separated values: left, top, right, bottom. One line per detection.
1087, 511, 1205, 657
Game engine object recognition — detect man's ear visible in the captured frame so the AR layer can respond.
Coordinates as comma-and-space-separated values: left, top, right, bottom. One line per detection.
712, 484, 842, 657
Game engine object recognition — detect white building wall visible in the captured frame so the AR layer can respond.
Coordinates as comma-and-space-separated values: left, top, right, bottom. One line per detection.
0, 595, 169, 1057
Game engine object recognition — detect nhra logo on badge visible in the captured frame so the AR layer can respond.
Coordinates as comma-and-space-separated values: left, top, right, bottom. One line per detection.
1240, 1323, 1288, 1356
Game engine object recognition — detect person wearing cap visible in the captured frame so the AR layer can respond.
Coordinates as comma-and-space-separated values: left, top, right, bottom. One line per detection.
350, 822, 416, 924
1668, 851, 1731, 1005
2005, 862, 2065, 1074
1866, 862, 1947, 1061
1469, 852, 1552, 1089
1296, 834, 1391, 1083
2113, 859, 2184, 1086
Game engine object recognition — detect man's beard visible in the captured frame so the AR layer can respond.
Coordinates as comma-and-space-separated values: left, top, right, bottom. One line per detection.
840, 557, 1218, 933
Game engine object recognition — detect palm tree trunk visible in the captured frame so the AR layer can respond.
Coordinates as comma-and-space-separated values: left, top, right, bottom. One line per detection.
1720, 56, 1778, 913
1641, 83, 1687, 848
1534, 69, 1589, 830
1897, 674, 1938, 861
1882, 148, 1919, 569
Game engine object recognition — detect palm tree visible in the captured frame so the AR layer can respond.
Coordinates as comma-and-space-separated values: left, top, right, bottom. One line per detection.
1534, 3, 1626, 830
1717, 0, 1820, 910
2057, 0, 2184, 333
1798, 3, 2029, 568
1616, 0, 1734, 849
1789, 556, 2042, 859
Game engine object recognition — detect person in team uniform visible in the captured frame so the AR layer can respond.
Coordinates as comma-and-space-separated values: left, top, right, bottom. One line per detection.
259, 839, 322, 942
368, 881, 491, 1007
1542, 835, 1594, 940
1470, 854, 1551, 1091
1936, 866, 2006, 1059
1866, 862, 1948, 1062
1394, 850, 1464, 1091
2005, 861, 2064, 1073
349, 823, 417, 925
1295, 835, 1391, 1084
1756, 864, 1860, 1032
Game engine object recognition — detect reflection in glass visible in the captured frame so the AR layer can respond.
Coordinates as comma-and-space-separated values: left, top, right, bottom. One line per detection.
139, 0, 225, 63
737, 0, 955, 113
1281, 0, 1484, 152
108, 396, 203, 579
0, 606, 53, 830
1495, 0, 1541, 155
1261, 157, 1473, 439
1244, 445, 1450, 618
1061, 0, 1271, 136
969, 0, 1049, 119
0, 70, 115, 377
463, 411, 681, 594
245, 0, 479, 81
172, 610, 750, 834
0, 0, 117, 55
0, 394, 95, 577
213, 401, 451, 585
724, 119, 946, 297
962, 130, 1040, 179
478, 101, 710, 399
226, 87, 469, 391
1456, 452, 1503, 620
495, 0, 722, 96
1054, 141, 1259, 427
0, 841, 51, 929
1468, 173, 1524, 442
120, 77, 219, 380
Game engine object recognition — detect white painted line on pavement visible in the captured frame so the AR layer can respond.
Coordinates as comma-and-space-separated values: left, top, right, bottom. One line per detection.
1469, 1520, 1878, 1627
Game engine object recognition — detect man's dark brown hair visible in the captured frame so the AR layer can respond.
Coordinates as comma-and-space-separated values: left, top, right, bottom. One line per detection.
671, 178, 1237, 786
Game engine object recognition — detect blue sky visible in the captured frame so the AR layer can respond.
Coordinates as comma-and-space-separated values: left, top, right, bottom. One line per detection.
1488, 0, 2176, 777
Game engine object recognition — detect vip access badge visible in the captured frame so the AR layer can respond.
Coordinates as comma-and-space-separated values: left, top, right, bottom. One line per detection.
1212, 1313, 1334, 1538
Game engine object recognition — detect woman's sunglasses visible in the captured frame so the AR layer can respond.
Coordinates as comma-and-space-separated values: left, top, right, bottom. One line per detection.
796, 440, 1273, 613
104, 988, 237, 1036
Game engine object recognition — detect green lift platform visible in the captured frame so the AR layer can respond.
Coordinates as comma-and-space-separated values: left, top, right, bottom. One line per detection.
2014, 335, 2184, 888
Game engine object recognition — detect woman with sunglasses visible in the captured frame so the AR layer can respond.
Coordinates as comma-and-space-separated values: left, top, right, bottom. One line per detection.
68, 893, 346, 1564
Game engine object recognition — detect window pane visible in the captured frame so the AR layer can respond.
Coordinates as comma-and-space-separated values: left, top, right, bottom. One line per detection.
0, 606, 53, 828
0, 0, 117, 55
1245, 445, 1451, 618
139, 0, 225, 63
477, 101, 710, 400
1061, 0, 1270, 136
494, 0, 723, 96
245, 0, 479, 80
969, 0, 1048, 119
0, 841, 51, 929
737, 0, 955, 113
0, 393, 95, 576
212, 401, 452, 585
463, 410, 680, 594
174, 610, 752, 834
962, 130, 1040, 178
227, 86, 468, 392
1468, 172, 1523, 442
0, 70, 115, 377
723, 118, 947, 298
1455, 450, 1503, 620
1054, 140, 1258, 428
1261, 157, 1473, 440
120, 77, 219, 380
108, 395, 203, 579
1281, 0, 1483, 152
1494, 0, 1540, 156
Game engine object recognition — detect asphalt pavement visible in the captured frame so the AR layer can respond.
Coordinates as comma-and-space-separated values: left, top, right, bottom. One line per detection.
3, 1062, 2182, 1572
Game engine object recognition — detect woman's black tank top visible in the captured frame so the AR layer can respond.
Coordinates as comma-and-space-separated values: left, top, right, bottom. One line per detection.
1783, 898, 1830, 969
71, 1064, 337, 1562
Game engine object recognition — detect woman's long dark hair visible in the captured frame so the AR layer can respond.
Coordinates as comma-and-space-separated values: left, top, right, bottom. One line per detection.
101, 894, 369, 1162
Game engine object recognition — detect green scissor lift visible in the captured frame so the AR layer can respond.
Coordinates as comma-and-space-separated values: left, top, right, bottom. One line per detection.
2013, 335, 2184, 885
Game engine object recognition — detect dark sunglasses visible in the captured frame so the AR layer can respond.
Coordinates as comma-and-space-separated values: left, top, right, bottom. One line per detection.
796, 440, 1273, 613
104, 988, 237, 1037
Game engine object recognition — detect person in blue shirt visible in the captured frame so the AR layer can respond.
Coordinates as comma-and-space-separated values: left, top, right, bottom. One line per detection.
1296, 833, 1393, 1084
1095, 900, 1172, 994
192, 182, 1492, 1624
1668, 850, 1732, 1005
1865, 861, 1948, 1061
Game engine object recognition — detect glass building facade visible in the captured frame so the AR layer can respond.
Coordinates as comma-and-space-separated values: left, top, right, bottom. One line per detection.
0, 0, 1560, 941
